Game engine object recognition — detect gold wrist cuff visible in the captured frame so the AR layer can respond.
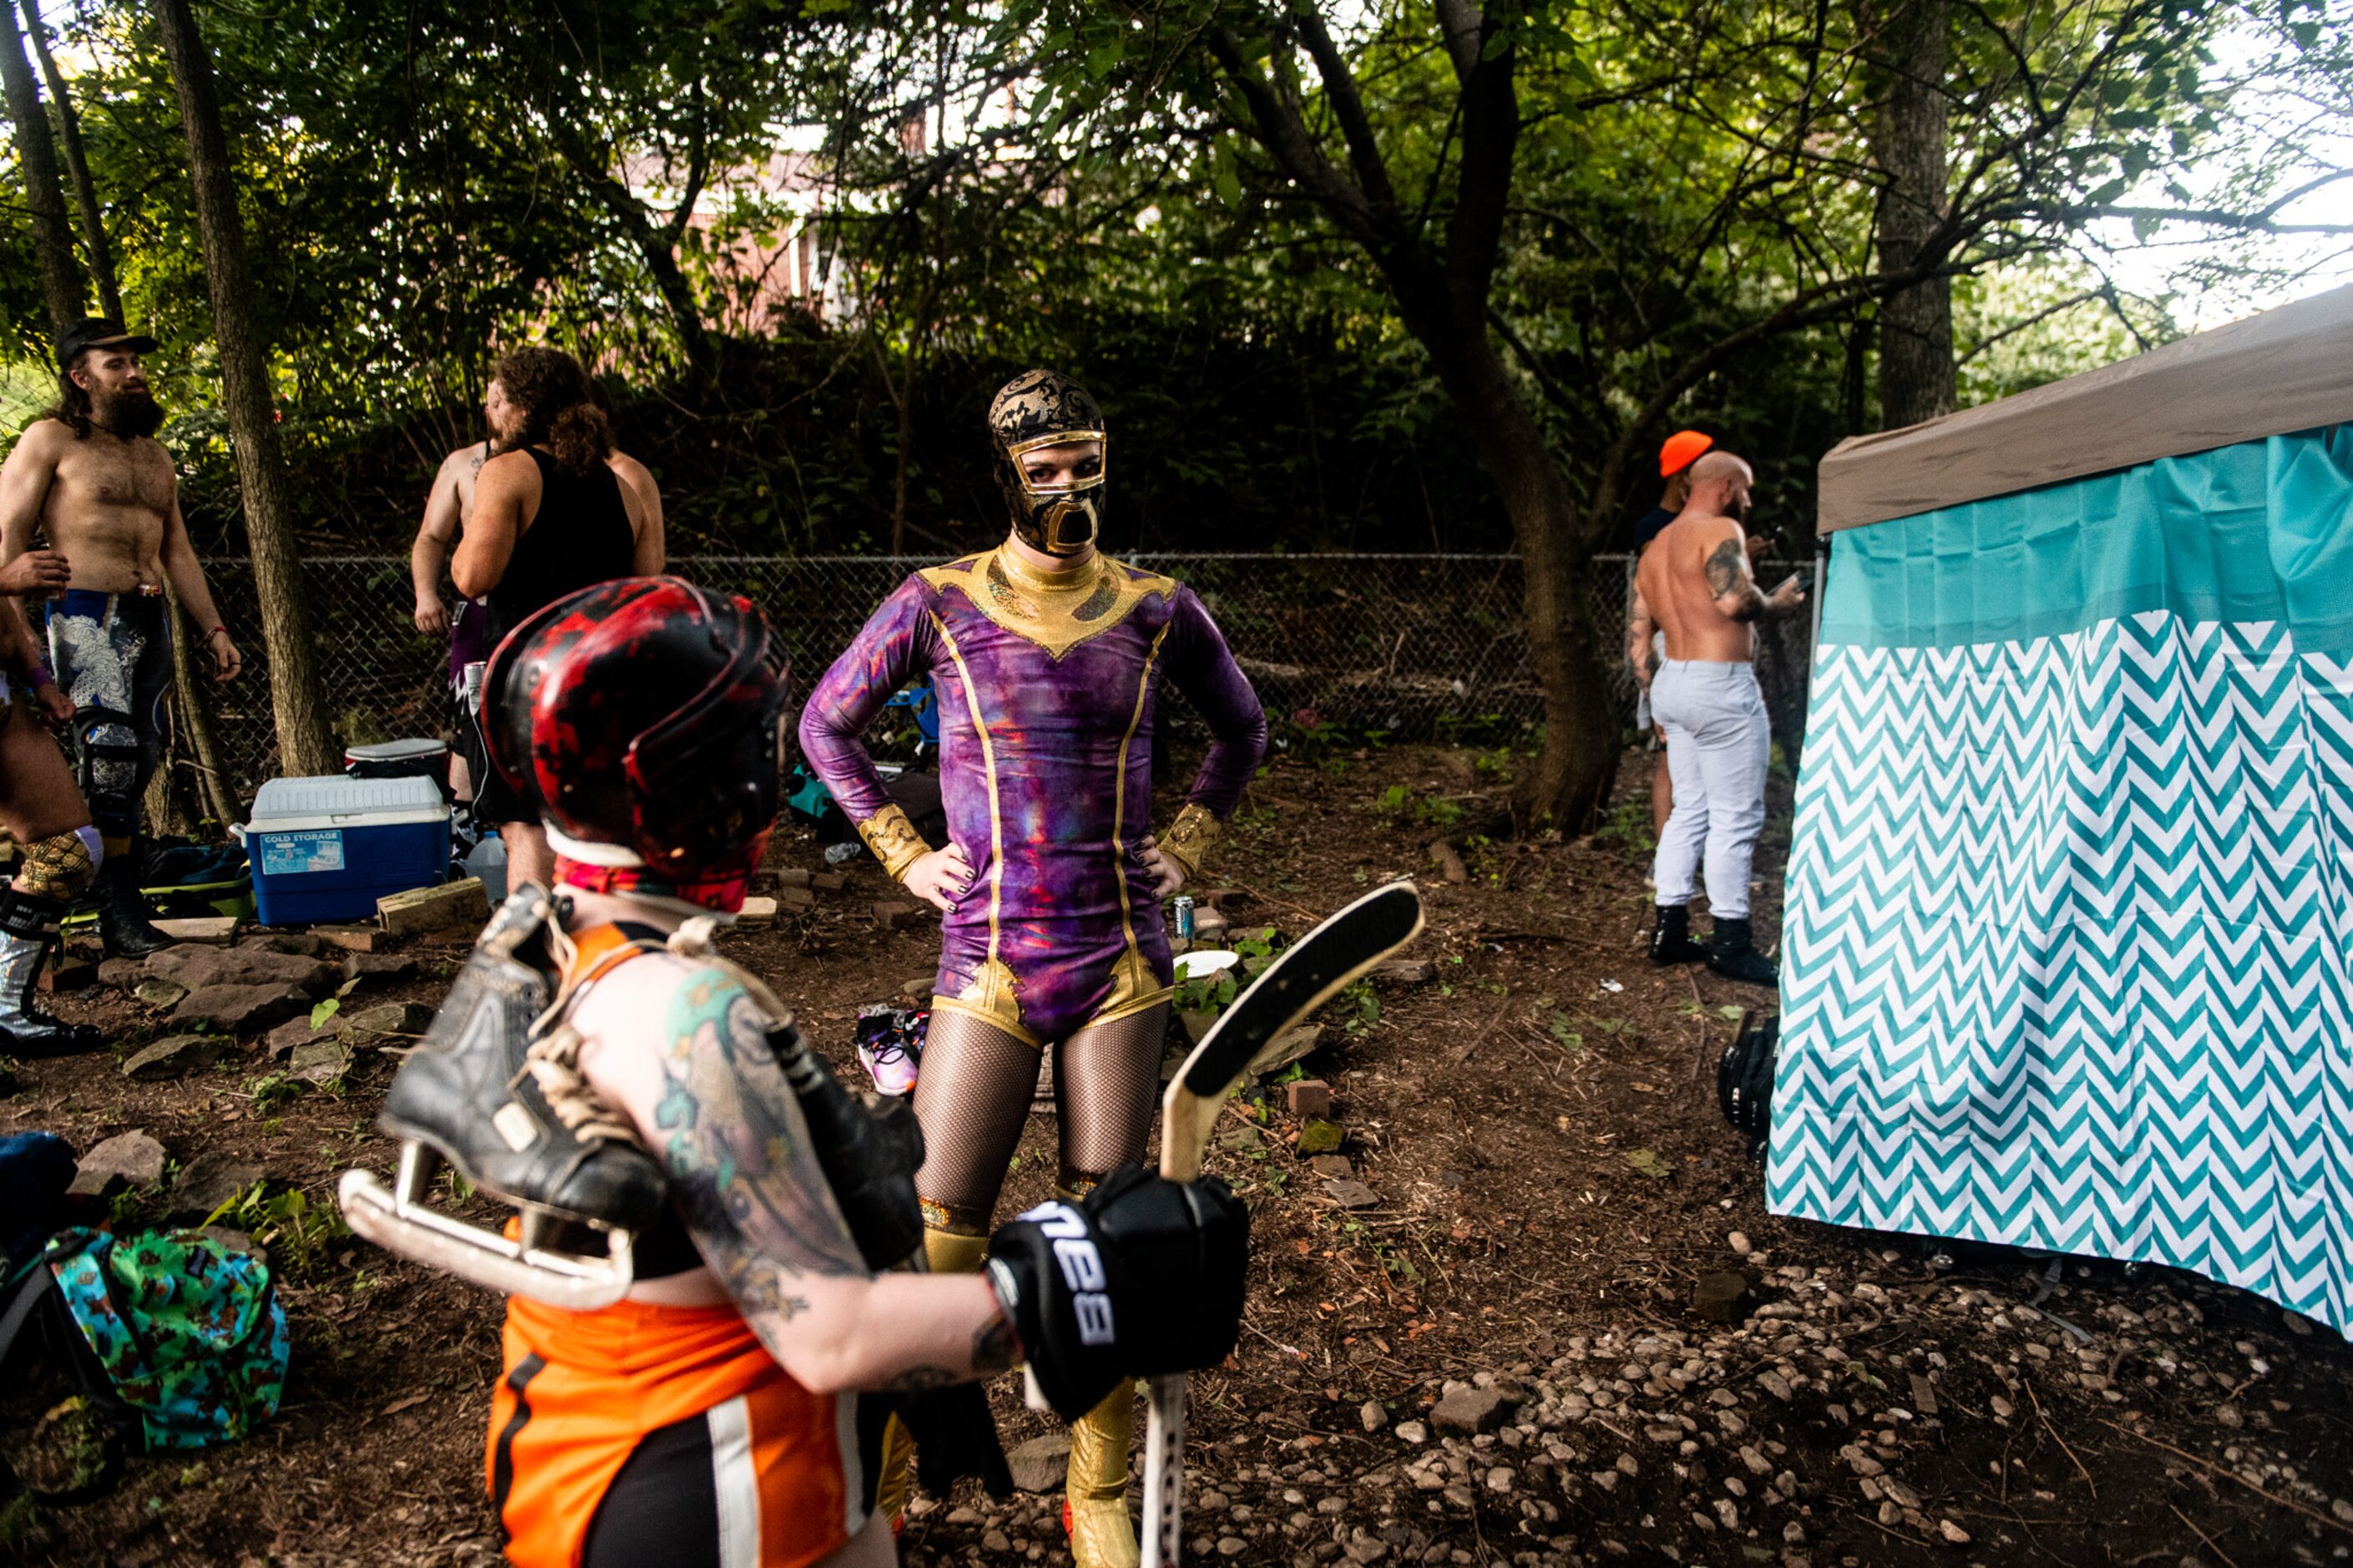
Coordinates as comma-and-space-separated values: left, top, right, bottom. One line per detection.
1157, 802, 1219, 880
856, 803, 930, 882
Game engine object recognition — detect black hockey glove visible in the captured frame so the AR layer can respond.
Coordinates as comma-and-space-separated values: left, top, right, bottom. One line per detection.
984, 1166, 1248, 1421
855, 1382, 1015, 1505
770, 1023, 926, 1272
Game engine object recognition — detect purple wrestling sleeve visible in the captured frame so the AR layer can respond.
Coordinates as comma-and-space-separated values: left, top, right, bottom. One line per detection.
1162, 585, 1268, 820
797, 574, 939, 825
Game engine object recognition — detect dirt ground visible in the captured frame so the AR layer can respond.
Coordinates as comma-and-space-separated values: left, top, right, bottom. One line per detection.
8, 739, 2353, 1568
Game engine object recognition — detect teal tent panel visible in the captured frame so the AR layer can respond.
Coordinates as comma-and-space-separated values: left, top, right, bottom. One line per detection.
1818, 427, 2353, 655
1769, 428, 2353, 1333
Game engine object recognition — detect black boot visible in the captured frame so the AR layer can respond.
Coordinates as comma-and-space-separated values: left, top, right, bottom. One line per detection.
94, 851, 170, 959
1708, 917, 1779, 985
1649, 903, 1708, 964
0, 888, 104, 1057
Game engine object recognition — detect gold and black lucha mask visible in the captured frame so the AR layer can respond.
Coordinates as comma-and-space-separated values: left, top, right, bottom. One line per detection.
988, 369, 1106, 558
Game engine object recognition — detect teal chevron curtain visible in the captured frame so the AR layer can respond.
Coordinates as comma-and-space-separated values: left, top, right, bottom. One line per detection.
1768, 427, 2353, 1333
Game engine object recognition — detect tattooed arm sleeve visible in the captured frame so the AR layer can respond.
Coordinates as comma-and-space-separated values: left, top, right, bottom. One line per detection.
1703, 530, 1769, 623
656, 965, 1020, 1393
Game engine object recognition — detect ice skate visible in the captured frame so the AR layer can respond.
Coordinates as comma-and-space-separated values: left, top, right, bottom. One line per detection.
338, 885, 666, 1309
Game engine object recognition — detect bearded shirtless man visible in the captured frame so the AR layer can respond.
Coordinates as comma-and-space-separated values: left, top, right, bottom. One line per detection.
1627, 450, 1804, 984
0, 318, 242, 957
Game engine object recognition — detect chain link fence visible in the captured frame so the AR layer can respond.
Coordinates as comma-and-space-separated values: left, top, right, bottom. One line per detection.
182, 553, 1817, 811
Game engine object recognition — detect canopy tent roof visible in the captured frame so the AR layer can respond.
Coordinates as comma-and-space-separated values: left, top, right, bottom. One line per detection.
1817, 283, 2353, 534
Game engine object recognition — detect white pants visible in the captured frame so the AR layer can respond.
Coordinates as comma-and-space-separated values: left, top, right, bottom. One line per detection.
1649, 659, 1769, 920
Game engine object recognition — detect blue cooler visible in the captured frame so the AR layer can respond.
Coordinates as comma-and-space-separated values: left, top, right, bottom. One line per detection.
244, 776, 450, 926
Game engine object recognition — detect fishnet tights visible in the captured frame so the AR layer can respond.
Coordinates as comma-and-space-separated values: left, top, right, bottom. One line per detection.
914, 1004, 1169, 1232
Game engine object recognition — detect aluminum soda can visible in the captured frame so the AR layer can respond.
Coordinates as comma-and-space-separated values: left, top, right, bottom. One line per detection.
1171, 894, 1196, 942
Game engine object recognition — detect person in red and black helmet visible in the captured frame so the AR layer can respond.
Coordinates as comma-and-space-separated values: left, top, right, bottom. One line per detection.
382, 575, 1248, 1568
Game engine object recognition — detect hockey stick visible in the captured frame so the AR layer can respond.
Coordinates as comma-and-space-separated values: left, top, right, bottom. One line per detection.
1140, 880, 1426, 1568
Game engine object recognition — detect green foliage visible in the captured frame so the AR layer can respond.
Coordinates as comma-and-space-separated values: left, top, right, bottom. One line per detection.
1591, 799, 1656, 856
0, 0, 2325, 574
241, 1072, 303, 1116
202, 1181, 349, 1280
1377, 783, 1467, 829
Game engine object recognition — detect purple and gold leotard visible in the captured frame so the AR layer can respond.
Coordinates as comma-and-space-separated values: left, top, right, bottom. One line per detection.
798, 547, 1266, 1044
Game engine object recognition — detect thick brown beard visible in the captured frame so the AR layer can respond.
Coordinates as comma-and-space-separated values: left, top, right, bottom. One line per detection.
92, 388, 164, 440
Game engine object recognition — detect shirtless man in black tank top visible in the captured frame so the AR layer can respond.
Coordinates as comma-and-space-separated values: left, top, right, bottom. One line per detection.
452, 346, 663, 889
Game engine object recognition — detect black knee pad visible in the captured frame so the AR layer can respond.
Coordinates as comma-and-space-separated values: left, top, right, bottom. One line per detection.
71, 706, 144, 834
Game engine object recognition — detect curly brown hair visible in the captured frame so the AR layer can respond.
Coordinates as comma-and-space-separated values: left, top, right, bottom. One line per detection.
41, 372, 95, 439
493, 346, 614, 476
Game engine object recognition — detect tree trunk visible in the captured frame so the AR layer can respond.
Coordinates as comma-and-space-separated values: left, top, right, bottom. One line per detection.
150, 0, 337, 777
165, 585, 240, 825
1413, 301, 1619, 832
0, 0, 83, 335
1870, 0, 1956, 427
22, 0, 121, 323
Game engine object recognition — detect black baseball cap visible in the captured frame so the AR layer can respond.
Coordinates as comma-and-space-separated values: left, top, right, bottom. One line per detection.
55, 317, 159, 371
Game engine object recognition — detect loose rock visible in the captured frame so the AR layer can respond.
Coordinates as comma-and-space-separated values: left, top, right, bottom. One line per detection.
70, 1130, 166, 1196
134, 979, 190, 1010
266, 1014, 340, 1059
1323, 1179, 1381, 1211
342, 1001, 435, 1042
339, 952, 419, 987
172, 1150, 264, 1216
172, 982, 312, 1034
1296, 1119, 1345, 1157
1430, 1387, 1514, 1435
1006, 1434, 1071, 1493
1360, 1401, 1386, 1433
291, 1039, 356, 1084
241, 933, 323, 957
1694, 1272, 1751, 1323
149, 943, 334, 995
378, 878, 489, 936
124, 1034, 225, 1080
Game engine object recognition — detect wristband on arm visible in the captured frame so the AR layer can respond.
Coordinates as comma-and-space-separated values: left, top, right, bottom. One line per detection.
1155, 802, 1220, 881
855, 803, 932, 883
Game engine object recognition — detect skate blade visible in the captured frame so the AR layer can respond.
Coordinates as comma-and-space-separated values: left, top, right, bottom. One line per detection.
338, 1167, 636, 1311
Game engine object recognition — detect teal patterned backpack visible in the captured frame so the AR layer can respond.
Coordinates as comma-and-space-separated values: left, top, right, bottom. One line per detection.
1, 1226, 290, 1454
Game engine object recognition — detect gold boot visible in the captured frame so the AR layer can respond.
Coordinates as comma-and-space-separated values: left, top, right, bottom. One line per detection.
1065, 1378, 1139, 1568
872, 1226, 993, 1527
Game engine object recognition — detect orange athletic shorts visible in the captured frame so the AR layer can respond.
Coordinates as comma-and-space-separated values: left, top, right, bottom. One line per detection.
488, 1294, 867, 1568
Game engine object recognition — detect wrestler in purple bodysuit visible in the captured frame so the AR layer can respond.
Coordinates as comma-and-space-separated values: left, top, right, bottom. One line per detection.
800, 547, 1264, 1043
797, 369, 1265, 1568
